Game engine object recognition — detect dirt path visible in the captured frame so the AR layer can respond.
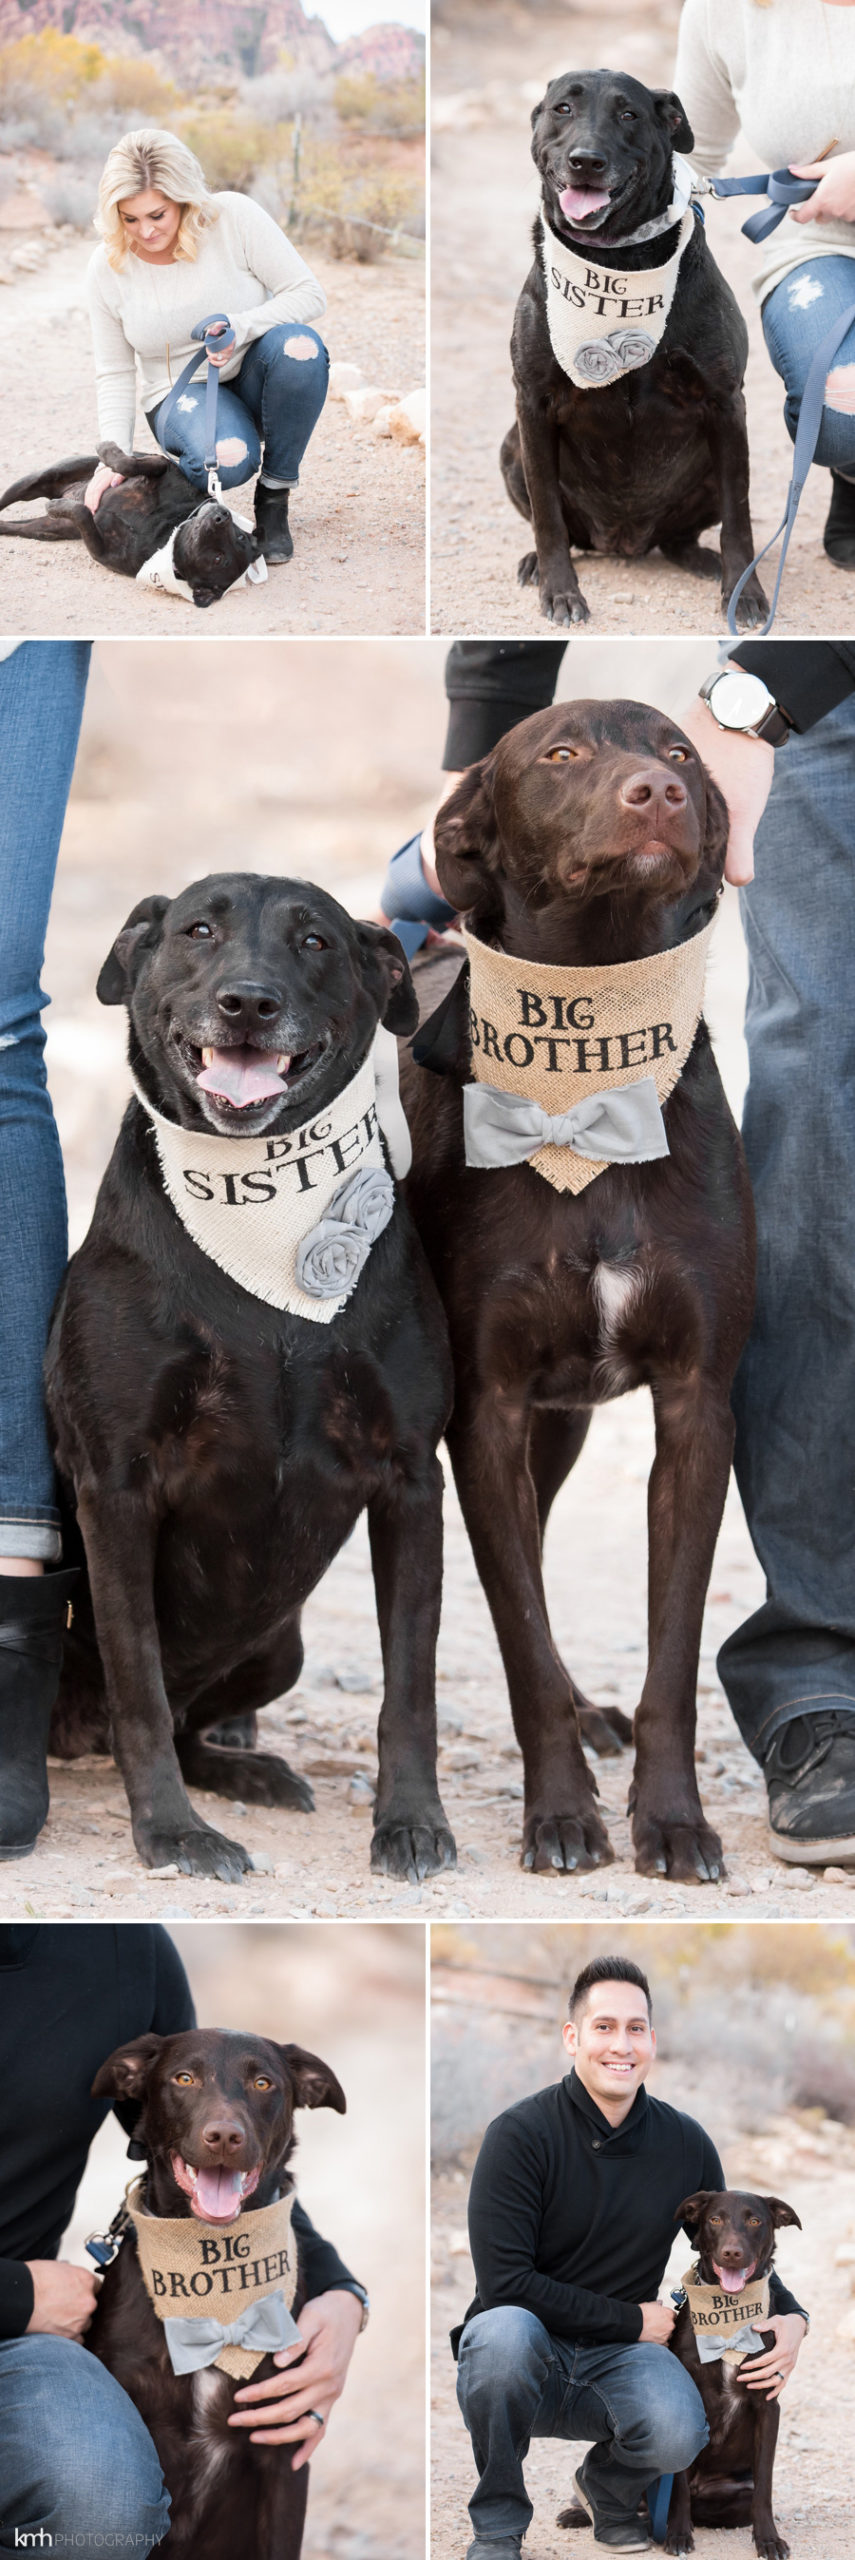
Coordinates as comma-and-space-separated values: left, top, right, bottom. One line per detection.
431, 2080, 855, 2560
0, 237, 424, 634
430, 0, 850, 637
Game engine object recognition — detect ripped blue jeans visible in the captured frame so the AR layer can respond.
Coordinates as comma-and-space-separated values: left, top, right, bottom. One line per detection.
762, 254, 855, 475
149, 319, 330, 492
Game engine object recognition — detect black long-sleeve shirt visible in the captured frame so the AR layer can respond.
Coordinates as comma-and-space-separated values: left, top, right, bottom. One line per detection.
453, 2070, 804, 2357
0, 1924, 357, 2338
442, 640, 855, 767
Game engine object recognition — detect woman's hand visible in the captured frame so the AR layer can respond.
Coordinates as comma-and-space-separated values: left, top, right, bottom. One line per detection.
790, 152, 855, 223
206, 321, 234, 369
84, 462, 125, 514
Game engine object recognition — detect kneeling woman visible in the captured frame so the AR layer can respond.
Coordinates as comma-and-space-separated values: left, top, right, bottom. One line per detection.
86, 127, 329, 562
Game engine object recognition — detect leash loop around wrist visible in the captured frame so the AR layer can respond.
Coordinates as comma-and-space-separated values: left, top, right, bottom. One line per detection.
157, 311, 236, 498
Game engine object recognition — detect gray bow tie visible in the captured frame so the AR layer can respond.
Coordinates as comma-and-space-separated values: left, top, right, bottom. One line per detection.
462, 1074, 669, 1171
163, 2290, 301, 2374
696, 2321, 766, 2366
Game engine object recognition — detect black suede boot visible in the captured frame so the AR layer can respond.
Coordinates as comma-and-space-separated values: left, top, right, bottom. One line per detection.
0, 1569, 79, 1858
254, 481, 294, 563
823, 471, 855, 566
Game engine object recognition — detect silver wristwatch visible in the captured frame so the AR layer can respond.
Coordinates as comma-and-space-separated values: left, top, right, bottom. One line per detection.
699, 667, 793, 747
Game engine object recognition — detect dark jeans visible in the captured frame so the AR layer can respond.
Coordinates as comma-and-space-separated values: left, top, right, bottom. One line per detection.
718, 696, 855, 1760
762, 256, 855, 475
456, 2306, 708, 2537
0, 2333, 170, 2554
151, 320, 329, 492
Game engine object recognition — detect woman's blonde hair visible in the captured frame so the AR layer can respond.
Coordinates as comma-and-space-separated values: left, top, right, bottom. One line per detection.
95, 129, 220, 269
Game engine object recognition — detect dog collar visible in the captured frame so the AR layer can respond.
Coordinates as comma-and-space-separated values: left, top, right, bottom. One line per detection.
600, 153, 705, 250
681, 2263, 771, 2366
463, 914, 717, 1195
135, 507, 268, 603
540, 203, 695, 388
131, 1031, 406, 1319
126, 2180, 298, 2379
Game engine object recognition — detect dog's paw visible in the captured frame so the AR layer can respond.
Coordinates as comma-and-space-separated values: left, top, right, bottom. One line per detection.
371, 1807, 457, 1885
141, 1824, 254, 1884
723, 574, 769, 631
542, 585, 590, 627
632, 1810, 725, 1885
517, 550, 539, 588
573, 1687, 634, 1757
664, 2534, 694, 2556
522, 1809, 613, 1873
555, 2506, 589, 2532
753, 2539, 789, 2560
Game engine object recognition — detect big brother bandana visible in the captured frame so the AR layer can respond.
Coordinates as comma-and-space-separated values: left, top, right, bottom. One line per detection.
127, 2180, 299, 2380
133, 1041, 397, 1320
540, 207, 695, 389
681, 2263, 771, 2368
463, 914, 717, 1196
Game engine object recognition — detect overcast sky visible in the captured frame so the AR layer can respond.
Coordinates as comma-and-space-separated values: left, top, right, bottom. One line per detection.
317, 2, 425, 38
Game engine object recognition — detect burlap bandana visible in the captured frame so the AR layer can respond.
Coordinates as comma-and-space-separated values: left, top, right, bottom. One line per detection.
681, 2263, 771, 2367
132, 1041, 395, 1319
540, 210, 695, 389
463, 915, 717, 1195
127, 2180, 298, 2380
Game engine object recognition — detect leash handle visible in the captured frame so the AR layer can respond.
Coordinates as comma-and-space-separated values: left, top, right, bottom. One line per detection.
709, 167, 817, 242
157, 312, 236, 491
648, 2476, 673, 2544
726, 293, 855, 633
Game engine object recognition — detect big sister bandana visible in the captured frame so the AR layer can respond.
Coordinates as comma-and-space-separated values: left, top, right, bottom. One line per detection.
127, 2180, 299, 2379
462, 914, 717, 1195
540, 208, 695, 389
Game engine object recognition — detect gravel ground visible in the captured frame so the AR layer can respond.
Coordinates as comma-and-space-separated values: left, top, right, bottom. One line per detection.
431, 2072, 855, 2560
430, 0, 853, 637
0, 235, 425, 635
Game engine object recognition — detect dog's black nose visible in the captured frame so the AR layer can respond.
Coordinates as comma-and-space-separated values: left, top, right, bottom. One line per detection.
200, 2116, 246, 2155
216, 980, 283, 1028
618, 766, 689, 816
565, 151, 609, 181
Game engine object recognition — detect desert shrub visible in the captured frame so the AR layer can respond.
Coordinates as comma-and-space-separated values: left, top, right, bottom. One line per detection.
334, 72, 424, 137
175, 108, 276, 192
40, 173, 97, 227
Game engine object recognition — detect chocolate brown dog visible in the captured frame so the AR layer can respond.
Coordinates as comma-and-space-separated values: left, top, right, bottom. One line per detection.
665, 2188, 802, 2559
402, 698, 756, 1883
87, 2028, 346, 2560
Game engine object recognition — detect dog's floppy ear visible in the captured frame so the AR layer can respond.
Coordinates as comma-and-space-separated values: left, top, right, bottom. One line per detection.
652, 88, 694, 154
355, 920, 419, 1036
530, 94, 547, 132
97, 894, 171, 1006
766, 2197, 802, 2232
433, 756, 503, 916
674, 2190, 715, 2227
278, 2043, 346, 2115
91, 2032, 165, 2103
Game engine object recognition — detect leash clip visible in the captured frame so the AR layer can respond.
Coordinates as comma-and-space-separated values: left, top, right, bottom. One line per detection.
85, 2198, 130, 2269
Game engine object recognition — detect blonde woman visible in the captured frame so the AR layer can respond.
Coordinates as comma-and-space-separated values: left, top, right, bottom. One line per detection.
675, 0, 855, 566
86, 129, 329, 562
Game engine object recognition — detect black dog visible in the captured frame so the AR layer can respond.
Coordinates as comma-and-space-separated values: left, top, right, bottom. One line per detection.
46, 874, 454, 1884
0, 441, 258, 606
87, 2027, 346, 2560
665, 2188, 802, 2560
401, 699, 756, 1883
500, 70, 766, 628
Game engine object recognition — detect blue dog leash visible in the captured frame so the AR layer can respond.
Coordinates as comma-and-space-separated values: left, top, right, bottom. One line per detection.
705, 168, 855, 631
157, 312, 236, 499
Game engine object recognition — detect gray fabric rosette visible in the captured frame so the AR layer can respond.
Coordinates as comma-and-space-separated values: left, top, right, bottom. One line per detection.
296, 1163, 396, 1300
573, 339, 621, 384
608, 328, 656, 371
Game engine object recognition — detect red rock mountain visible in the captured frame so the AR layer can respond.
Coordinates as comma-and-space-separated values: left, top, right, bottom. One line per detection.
0, 1, 422, 85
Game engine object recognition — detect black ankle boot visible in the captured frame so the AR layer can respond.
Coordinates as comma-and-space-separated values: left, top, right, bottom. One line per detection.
823, 471, 855, 566
0, 1569, 79, 1858
254, 481, 294, 563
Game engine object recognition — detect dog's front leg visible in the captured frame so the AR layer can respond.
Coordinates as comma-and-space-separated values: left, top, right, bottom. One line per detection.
97, 441, 171, 479
368, 1451, 457, 1883
749, 2394, 788, 2560
77, 1485, 254, 1883
515, 394, 591, 626
663, 2470, 694, 2557
629, 1378, 734, 1885
448, 1393, 612, 1872
703, 387, 769, 630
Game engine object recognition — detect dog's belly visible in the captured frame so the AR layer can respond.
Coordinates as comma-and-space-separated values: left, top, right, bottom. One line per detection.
152, 1468, 368, 1694
554, 383, 719, 550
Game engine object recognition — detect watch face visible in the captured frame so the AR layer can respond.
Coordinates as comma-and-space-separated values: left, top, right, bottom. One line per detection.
710, 671, 773, 731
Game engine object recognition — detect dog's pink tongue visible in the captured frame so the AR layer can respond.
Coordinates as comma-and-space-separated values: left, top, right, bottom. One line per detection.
196, 1046, 285, 1107
714, 2265, 752, 2293
194, 2166, 244, 2222
559, 185, 611, 222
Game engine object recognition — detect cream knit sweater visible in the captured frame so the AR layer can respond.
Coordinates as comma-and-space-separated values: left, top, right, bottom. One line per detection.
675, 0, 855, 301
87, 190, 326, 447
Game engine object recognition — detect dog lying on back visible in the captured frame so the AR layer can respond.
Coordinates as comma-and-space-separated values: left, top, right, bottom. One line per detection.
87, 2027, 347, 2560
0, 442, 258, 606
501, 69, 766, 628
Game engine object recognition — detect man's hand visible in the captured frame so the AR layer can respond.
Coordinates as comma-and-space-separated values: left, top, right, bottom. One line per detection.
25, 2259, 100, 2339
638, 2300, 676, 2344
678, 698, 776, 884
228, 2287, 363, 2458
741, 2312, 807, 2399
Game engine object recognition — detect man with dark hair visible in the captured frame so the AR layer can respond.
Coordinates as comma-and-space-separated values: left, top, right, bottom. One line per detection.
454, 1960, 807, 2557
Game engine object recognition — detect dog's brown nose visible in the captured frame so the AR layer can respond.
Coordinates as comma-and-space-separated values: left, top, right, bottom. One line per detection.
618, 765, 688, 816
216, 981, 282, 1028
200, 2117, 247, 2156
